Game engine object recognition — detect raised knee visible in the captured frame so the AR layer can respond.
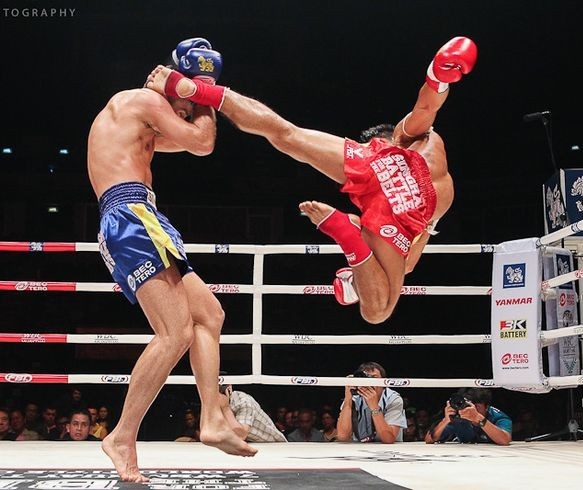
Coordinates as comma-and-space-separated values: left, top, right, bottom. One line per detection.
360, 303, 393, 325
273, 123, 299, 155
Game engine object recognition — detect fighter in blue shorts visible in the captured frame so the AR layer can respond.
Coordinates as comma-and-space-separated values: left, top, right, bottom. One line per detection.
88, 38, 257, 483
98, 182, 192, 304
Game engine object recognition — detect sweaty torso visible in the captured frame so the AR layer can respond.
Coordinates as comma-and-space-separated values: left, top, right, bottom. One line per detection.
405, 131, 453, 221
87, 89, 157, 199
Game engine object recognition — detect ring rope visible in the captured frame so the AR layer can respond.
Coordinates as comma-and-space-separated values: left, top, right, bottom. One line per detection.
0, 281, 491, 296
0, 241, 495, 254
1, 325, 579, 346
1, 373, 581, 389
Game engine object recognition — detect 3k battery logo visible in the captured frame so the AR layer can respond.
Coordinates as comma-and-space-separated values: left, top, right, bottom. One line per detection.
499, 319, 527, 339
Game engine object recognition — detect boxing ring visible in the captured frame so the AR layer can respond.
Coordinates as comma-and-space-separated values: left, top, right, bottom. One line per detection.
1, 222, 583, 489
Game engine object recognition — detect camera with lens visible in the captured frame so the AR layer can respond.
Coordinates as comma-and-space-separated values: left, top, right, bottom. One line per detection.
448, 393, 470, 419
350, 369, 372, 396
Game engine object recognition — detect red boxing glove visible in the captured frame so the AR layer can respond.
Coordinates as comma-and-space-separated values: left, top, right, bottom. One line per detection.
425, 36, 478, 93
164, 70, 226, 110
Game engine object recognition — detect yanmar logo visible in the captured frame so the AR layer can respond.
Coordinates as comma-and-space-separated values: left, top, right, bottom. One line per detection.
495, 297, 533, 306
5, 373, 33, 383
100, 375, 129, 384
302, 286, 332, 294
291, 377, 318, 385
15, 281, 48, 291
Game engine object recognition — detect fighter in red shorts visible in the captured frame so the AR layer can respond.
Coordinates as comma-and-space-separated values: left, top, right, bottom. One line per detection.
146, 36, 477, 324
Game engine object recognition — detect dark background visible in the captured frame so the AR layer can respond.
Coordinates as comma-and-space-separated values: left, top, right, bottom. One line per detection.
0, 0, 582, 438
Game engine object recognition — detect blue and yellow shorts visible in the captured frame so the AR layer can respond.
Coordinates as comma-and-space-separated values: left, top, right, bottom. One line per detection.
97, 182, 193, 304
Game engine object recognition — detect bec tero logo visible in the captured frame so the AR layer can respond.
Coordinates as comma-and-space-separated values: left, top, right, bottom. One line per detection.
100, 375, 129, 384
15, 281, 48, 291
291, 377, 318, 385
499, 319, 527, 339
305, 245, 320, 254
303, 286, 332, 294
379, 225, 398, 238
559, 292, 576, 307
501, 353, 529, 367
384, 379, 411, 387
5, 373, 33, 383
503, 263, 526, 289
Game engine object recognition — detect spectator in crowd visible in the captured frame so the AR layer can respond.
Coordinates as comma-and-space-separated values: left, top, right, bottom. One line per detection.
287, 409, 325, 442
282, 410, 295, 436
403, 415, 419, 442
56, 415, 70, 440
512, 408, 540, 441
97, 405, 113, 433
220, 384, 287, 443
0, 407, 16, 440
321, 410, 338, 442
40, 405, 60, 440
272, 406, 288, 434
175, 408, 201, 442
61, 409, 100, 441
415, 408, 431, 439
24, 402, 43, 433
57, 387, 86, 419
337, 361, 407, 443
425, 388, 512, 445
10, 409, 41, 441
88, 406, 108, 440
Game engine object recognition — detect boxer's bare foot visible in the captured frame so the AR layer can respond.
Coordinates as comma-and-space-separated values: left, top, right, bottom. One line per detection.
102, 432, 149, 483
200, 422, 258, 457
299, 200, 360, 228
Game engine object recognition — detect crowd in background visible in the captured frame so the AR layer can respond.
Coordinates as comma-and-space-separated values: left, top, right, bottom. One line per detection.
2, 385, 580, 443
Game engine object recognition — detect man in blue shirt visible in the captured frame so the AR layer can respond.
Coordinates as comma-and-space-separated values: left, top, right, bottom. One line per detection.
425, 388, 512, 445
337, 362, 407, 443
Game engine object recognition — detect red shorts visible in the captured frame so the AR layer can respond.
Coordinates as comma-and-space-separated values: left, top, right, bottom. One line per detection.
341, 138, 437, 256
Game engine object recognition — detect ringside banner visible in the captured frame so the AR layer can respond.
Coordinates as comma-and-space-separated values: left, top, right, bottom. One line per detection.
543, 247, 581, 380
491, 238, 548, 392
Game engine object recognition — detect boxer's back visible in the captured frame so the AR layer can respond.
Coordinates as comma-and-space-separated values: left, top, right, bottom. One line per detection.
87, 89, 157, 199
408, 131, 454, 221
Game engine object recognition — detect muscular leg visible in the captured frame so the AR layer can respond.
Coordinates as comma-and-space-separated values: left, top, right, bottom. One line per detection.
220, 91, 347, 184
182, 272, 257, 456
300, 201, 403, 324
102, 264, 195, 482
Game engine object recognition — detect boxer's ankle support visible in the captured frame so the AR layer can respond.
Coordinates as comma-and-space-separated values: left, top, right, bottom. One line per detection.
165, 71, 226, 110
317, 210, 372, 267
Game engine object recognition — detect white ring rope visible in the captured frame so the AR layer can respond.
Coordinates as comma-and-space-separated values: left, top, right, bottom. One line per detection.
2, 326, 579, 346
2, 217, 582, 389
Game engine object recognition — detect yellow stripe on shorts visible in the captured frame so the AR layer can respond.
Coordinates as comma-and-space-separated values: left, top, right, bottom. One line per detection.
127, 203, 181, 269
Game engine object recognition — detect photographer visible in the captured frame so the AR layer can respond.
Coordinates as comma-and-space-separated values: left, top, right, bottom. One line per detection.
425, 388, 512, 446
337, 362, 407, 443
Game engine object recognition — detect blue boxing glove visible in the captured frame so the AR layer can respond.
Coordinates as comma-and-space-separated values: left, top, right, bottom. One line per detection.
172, 37, 222, 84
171, 37, 212, 66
